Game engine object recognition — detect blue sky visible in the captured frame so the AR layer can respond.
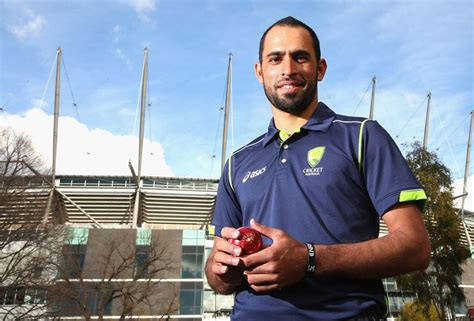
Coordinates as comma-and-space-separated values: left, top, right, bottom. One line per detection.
0, 0, 473, 180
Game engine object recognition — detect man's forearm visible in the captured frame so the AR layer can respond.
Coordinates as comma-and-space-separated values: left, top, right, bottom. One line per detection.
314, 232, 428, 278
314, 205, 430, 278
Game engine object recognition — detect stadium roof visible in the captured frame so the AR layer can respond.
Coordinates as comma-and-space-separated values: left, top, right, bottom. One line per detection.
1, 175, 218, 229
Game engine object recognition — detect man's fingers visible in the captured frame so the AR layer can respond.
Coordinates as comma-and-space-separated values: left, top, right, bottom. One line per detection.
211, 263, 229, 275
245, 273, 278, 286
250, 283, 280, 293
241, 247, 271, 268
221, 227, 241, 239
214, 251, 240, 267
244, 264, 270, 275
246, 272, 282, 292
214, 236, 242, 257
250, 218, 281, 240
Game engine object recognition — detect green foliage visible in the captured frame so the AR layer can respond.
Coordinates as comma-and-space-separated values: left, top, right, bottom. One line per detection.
396, 142, 470, 320
399, 300, 441, 321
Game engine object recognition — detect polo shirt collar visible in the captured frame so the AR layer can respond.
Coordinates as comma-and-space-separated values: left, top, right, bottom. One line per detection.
262, 102, 336, 147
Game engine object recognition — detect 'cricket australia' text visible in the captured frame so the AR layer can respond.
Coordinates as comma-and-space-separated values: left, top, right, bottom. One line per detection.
303, 167, 323, 176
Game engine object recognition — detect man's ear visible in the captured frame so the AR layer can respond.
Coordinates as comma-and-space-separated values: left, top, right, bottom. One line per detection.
317, 58, 327, 81
255, 62, 264, 84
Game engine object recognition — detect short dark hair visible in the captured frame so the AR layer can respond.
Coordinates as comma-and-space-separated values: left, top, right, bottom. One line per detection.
258, 16, 321, 64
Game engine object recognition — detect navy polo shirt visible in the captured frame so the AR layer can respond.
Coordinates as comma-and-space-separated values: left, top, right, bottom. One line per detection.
212, 102, 426, 320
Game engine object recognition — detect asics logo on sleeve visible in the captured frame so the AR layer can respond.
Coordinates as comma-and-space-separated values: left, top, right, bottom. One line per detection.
242, 166, 266, 183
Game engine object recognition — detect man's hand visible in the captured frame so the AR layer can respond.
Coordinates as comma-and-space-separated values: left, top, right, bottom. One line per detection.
241, 219, 307, 292
205, 227, 245, 294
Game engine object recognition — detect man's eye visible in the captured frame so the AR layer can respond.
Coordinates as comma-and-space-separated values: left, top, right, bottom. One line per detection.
269, 56, 281, 63
296, 56, 309, 63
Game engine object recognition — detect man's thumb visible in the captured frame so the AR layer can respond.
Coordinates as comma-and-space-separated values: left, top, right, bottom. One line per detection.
250, 218, 274, 239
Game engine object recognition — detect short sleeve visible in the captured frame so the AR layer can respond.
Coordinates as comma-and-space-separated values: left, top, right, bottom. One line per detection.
211, 158, 243, 237
361, 121, 427, 216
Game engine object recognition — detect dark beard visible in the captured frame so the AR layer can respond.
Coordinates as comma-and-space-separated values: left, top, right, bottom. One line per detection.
263, 78, 317, 116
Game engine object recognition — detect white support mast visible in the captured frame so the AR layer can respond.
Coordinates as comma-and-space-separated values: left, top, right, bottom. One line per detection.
44, 48, 62, 224
221, 53, 232, 172
461, 111, 474, 250
44, 48, 103, 228
52, 47, 62, 185
462, 111, 474, 219
423, 92, 432, 150
368, 76, 376, 120
132, 48, 149, 228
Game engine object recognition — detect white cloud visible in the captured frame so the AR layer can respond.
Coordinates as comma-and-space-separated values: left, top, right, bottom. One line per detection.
111, 25, 133, 70
119, 0, 157, 23
114, 48, 133, 70
31, 98, 48, 110
127, 0, 156, 14
1, 108, 173, 177
112, 25, 121, 44
7, 8, 46, 41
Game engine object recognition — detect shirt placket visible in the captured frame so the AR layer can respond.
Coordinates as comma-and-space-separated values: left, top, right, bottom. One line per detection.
277, 138, 290, 173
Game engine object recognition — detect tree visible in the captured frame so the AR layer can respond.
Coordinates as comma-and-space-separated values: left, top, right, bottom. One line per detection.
1, 129, 182, 320
399, 300, 441, 321
46, 228, 181, 320
0, 128, 63, 319
396, 141, 470, 320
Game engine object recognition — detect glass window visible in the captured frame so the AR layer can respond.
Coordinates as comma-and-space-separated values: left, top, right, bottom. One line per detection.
85, 179, 99, 186
136, 228, 151, 245
135, 229, 151, 278
0, 287, 7, 305
142, 179, 155, 187
0, 287, 25, 305
63, 244, 87, 278
24, 287, 47, 305
97, 179, 112, 187
5, 288, 15, 304
135, 244, 150, 277
182, 229, 205, 246
88, 291, 97, 314
88, 289, 112, 316
58, 178, 72, 186
57, 287, 112, 317
181, 246, 204, 278
15, 287, 25, 304
112, 179, 125, 186
383, 278, 397, 291
183, 230, 198, 239
179, 282, 203, 315
71, 178, 86, 186
65, 227, 89, 245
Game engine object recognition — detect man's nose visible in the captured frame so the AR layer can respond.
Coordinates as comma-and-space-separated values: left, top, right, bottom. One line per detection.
281, 57, 297, 76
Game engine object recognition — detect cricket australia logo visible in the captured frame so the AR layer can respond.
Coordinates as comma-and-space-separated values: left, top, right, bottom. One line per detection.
303, 146, 325, 176
242, 166, 266, 183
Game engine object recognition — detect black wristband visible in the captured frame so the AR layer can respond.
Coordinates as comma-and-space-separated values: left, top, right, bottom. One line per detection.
306, 243, 316, 275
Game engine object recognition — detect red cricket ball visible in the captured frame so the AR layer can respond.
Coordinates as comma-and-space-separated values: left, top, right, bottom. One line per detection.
228, 227, 263, 254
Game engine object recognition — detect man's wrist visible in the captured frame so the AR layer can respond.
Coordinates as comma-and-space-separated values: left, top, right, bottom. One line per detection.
306, 243, 316, 276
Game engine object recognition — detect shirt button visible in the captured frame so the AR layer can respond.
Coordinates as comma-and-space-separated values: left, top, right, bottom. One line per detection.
283, 144, 289, 149
281, 158, 287, 163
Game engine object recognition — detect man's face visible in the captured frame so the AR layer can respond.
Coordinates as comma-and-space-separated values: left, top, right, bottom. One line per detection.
255, 25, 326, 115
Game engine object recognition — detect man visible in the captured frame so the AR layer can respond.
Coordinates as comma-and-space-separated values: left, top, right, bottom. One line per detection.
205, 16, 430, 321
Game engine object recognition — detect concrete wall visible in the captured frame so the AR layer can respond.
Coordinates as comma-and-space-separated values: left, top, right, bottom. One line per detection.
61, 228, 184, 317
